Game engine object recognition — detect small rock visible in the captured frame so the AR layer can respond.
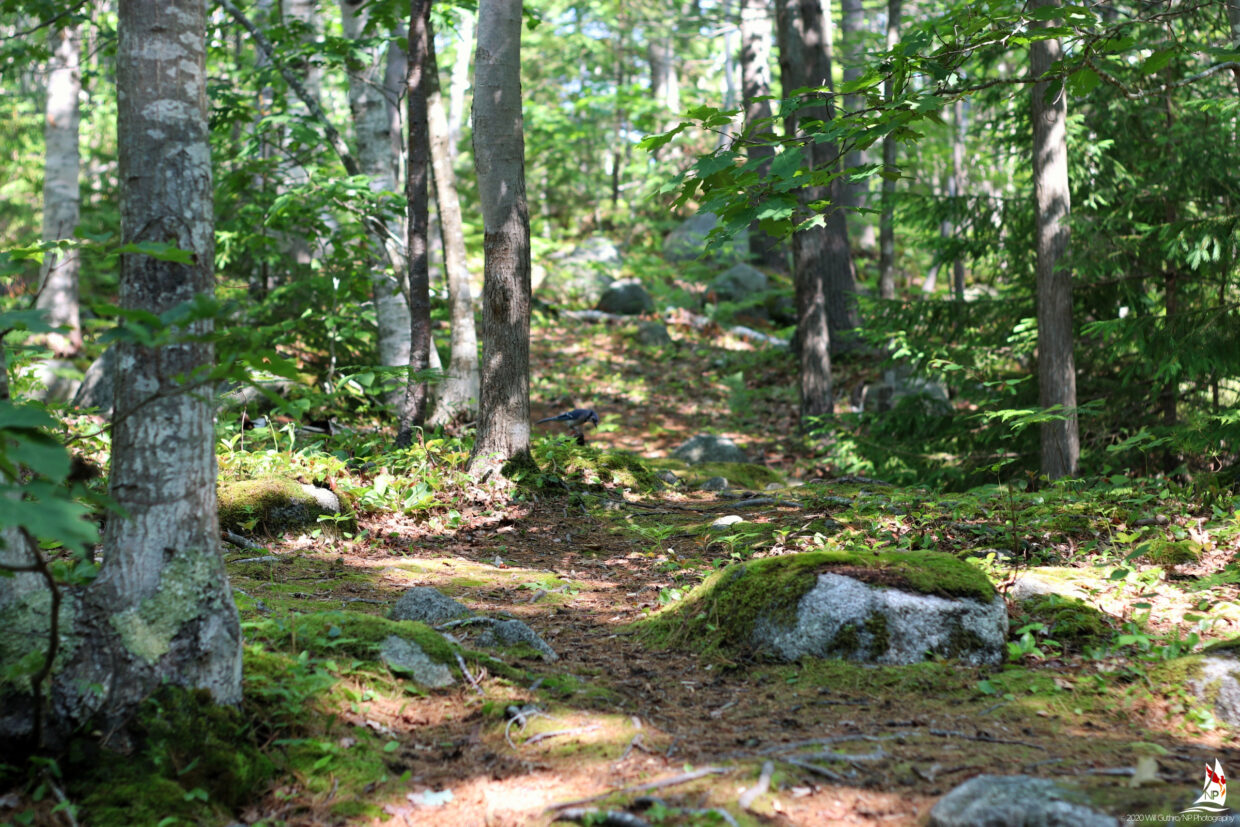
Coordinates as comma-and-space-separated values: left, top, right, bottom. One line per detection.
1186, 656, 1240, 727
710, 263, 768, 302
673, 434, 750, 464
710, 515, 746, 531
635, 321, 672, 346
379, 636, 455, 688
596, 279, 654, 315
656, 470, 680, 486
930, 775, 1118, 827
389, 587, 473, 624
700, 476, 729, 491
476, 619, 558, 661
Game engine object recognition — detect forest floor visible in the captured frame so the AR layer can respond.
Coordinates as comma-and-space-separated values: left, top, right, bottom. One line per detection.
211, 321, 1240, 826
18, 319, 1240, 826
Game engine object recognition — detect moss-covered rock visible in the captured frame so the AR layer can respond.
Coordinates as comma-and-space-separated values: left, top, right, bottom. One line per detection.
218, 476, 352, 537
1016, 594, 1114, 648
636, 549, 1003, 666
646, 457, 784, 490
1141, 538, 1202, 567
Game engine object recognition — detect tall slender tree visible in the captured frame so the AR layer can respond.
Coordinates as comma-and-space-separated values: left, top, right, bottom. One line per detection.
339, 0, 411, 405
877, 0, 901, 299
468, 0, 532, 476
398, 0, 433, 443
740, 0, 785, 271
37, 22, 83, 357
775, 0, 858, 422
838, 0, 875, 251
1031, 0, 1079, 478
426, 28, 480, 426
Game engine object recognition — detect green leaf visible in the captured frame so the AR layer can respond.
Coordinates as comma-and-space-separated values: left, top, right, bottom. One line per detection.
1140, 49, 1175, 75
1066, 68, 1099, 97
115, 241, 197, 265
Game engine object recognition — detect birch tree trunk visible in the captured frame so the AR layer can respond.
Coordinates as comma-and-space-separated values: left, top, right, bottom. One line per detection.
448, 11, 475, 148
340, 0, 412, 405
37, 24, 82, 357
838, 0, 875, 251
951, 98, 968, 300
427, 30, 480, 426
740, 0, 785, 271
0, 0, 241, 749
468, 0, 532, 476
398, 0, 433, 443
877, 0, 901, 299
1031, 0, 1079, 479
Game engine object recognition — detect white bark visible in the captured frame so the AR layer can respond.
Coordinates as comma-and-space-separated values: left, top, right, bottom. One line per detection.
448, 11, 475, 148
37, 24, 82, 357
877, 0, 900, 299
468, 0, 532, 474
427, 32, 480, 426
340, 0, 411, 402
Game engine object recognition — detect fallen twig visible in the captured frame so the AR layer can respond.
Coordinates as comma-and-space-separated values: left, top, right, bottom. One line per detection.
229, 555, 279, 565
524, 724, 601, 746
547, 767, 729, 812
454, 652, 483, 695
222, 530, 265, 550
553, 808, 650, 827
929, 728, 1046, 751
779, 757, 849, 782
738, 761, 773, 810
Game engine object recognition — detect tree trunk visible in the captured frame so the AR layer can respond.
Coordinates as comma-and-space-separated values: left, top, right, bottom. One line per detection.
340, 0, 412, 406
277, 0, 320, 274
740, 0, 785, 271
0, 0, 242, 750
448, 10, 474, 149
838, 0, 875, 252
36, 24, 82, 357
877, 0, 901, 299
951, 97, 968, 300
467, 0, 532, 476
427, 30, 480, 426
777, 0, 857, 422
1031, 0, 1079, 479
398, 0, 433, 443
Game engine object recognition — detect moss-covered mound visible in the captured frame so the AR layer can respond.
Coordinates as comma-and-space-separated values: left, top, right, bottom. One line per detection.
219, 476, 353, 536
1015, 594, 1114, 649
72, 687, 273, 826
646, 458, 784, 490
635, 549, 996, 657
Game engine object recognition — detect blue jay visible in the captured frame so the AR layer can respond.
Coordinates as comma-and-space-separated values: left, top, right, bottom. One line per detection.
536, 408, 599, 438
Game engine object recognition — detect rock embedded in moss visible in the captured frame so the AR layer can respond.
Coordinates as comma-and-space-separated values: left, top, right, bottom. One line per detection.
380, 635, 456, 688
218, 477, 350, 537
637, 550, 1006, 666
389, 586, 473, 624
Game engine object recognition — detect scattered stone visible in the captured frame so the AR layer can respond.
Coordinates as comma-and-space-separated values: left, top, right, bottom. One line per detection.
700, 477, 729, 492
663, 212, 748, 264
710, 263, 768, 303
379, 635, 455, 688
861, 365, 951, 415
539, 236, 622, 303
656, 470, 680, 486
752, 569, 1008, 666
674, 434, 750, 464
1185, 655, 1240, 727
476, 618, 558, 661
929, 775, 1118, 827
634, 321, 672, 347
710, 515, 746, 531
1009, 572, 1091, 603
596, 278, 654, 315
389, 587, 473, 625
217, 478, 348, 537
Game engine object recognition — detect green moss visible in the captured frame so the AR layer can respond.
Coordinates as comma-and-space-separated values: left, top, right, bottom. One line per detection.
218, 476, 354, 536
250, 610, 457, 665
73, 686, 274, 826
634, 549, 994, 656
1142, 538, 1202, 566
1019, 594, 1113, 647
1203, 635, 1240, 655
